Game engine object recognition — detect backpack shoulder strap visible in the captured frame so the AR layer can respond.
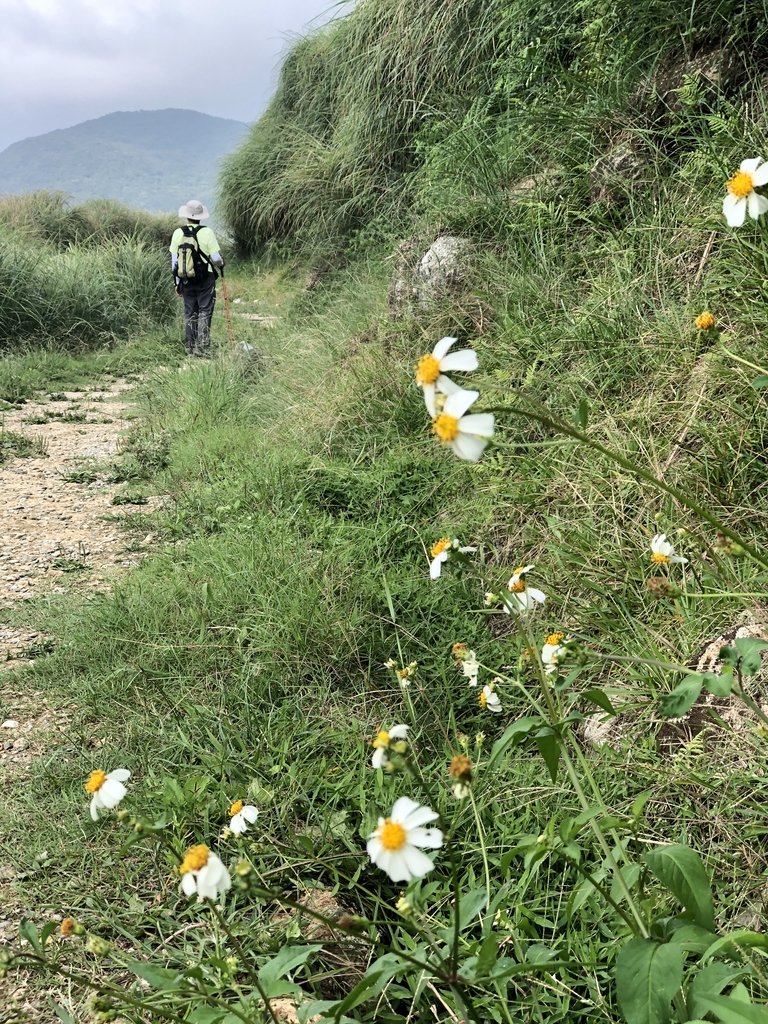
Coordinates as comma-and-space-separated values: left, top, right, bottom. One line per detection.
190, 225, 215, 273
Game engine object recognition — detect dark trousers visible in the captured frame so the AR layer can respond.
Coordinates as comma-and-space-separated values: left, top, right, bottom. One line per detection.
181, 273, 216, 356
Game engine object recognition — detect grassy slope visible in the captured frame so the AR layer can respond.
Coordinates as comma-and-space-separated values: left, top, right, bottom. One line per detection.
2, 233, 767, 1021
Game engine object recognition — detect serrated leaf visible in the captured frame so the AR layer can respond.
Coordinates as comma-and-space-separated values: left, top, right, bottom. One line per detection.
645, 845, 715, 931
701, 671, 733, 697
659, 676, 703, 718
734, 638, 768, 677
616, 937, 684, 1024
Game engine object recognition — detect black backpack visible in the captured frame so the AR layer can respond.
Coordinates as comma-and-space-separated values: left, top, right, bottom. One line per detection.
176, 225, 215, 282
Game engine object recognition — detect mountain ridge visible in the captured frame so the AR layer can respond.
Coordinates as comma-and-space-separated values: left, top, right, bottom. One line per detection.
0, 108, 250, 214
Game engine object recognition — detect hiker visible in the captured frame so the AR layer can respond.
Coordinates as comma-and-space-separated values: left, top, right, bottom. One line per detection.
169, 199, 224, 358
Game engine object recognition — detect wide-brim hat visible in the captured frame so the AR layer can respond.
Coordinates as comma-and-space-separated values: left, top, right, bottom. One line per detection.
178, 199, 209, 221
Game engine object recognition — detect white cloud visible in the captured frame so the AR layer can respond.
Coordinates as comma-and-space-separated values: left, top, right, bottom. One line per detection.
0, 0, 344, 149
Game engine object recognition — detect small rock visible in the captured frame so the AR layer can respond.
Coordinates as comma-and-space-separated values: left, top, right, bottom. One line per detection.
1, 720, 19, 730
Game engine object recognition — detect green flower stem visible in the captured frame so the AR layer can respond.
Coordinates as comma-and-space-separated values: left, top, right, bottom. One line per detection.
523, 624, 649, 938
720, 346, 768, 375
468, 788, 492, 914
208, 900, 281, 1024
563, 857, 638, 933
488, 405, 768, 571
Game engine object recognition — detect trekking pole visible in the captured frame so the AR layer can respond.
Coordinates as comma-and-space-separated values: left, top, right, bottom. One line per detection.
219, 268, 236, 349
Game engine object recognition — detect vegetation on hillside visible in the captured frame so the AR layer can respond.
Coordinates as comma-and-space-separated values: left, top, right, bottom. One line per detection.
0, 192, 176, 348
3, 1, 768, 1023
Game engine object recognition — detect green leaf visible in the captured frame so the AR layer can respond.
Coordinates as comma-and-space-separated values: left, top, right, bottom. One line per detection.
750, 375, 768, 389
689, 963, 753, 1020
535, 729, 560, 783
19, 919, 41, 954
583, 688, 616, 714
703, 930, 768, 963
476, 931, 499, 976
616, 937, 684, 1024
330, 969, 389, 1014
734, 638, 768, 677
487, 716, 542, 769
701, 670, 733, 697
645, 844, 715, 931
695, 994, 768, 1023
258, 944, 322, 985
126, 962, 182, 991
666, 922, 716, 954
49, 1002, 77, 1024
659, 676, 703, 718
576, 398, 589, 428
458, 888, 487, 930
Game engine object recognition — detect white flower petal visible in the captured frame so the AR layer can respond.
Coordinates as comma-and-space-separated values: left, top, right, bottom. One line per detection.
181, 873, 198, 896
366, 836, 383, 860
752, 161, 768, 186
526, 587, 547, 604
748, 191, 768, 219
723, 194, 747, 227
436, 374, 462, 396
389, 724, 409, 739
452, 433, 489, 462
423, 384, 437, 419
440, 349, 478, 373
458, 412, 494, 437
406, 826, 444, 849
390, 796, 422, 822
432, 336, 457, 360
107, 769, 131, 783
740, 157, 762, 172
443, 388, 479, 419
90, 795, 101, 821
401, 846, 438, 880
373, 848, 410, 882
429, 553, 445, 579
399, 804, 440, 830
371, 748, 387, 770
242, 805, 259, 823
98, 779, 127, 809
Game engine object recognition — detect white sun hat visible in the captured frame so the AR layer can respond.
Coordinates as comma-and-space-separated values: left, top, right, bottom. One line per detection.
178, 199, 209, 220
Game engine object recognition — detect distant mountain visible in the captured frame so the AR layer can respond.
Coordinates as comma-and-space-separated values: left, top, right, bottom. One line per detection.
0, 109, 250, 215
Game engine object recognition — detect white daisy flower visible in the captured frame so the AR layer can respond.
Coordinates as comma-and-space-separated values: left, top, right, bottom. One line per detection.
179, 845, 231, 901
461, 649, 480, 687
479, 684, 502, 713
541, 632, 567, 675
85, 768, 130, 821
432, 389, 495, 462
429, 536, 477, 579
371, 724, 409, 770
228, 800, 259, 835
367, 797, 443, 882
415, 337, 479, 417
650, 534, 688, 566
723, 158, 768, 227
504, 565, 547, 614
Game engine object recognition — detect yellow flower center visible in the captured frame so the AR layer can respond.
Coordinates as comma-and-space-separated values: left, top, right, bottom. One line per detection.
509, 580, 526, 593
372, 729, 390, 749
416, 353, 441, 386
84, 769, 107, 794
380, 820, 407, 851
180, 844, 210, 875
433, 413, 460, 443
450, 754, 472, 778
694, 311, 715, 331
479, 690, 488, 708
60, 917, 76, 936
229, 800, 244, 817
546, 632, 565, 645
431, 537, 451, 557
651, 552, 670, 564
727, 169, 754, 199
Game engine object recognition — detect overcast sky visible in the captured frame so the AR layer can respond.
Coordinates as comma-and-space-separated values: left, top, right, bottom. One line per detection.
0, 0, 347, 152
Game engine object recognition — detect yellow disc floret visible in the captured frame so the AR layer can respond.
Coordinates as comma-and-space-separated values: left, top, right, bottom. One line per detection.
478, 690, 488, 708
726, 170, 754, 199
84, 769, 107, 794
372, 729, 390, 749
380, 820, 407, 851
180, 844, 210, 875
229, 800, 244, 817
433, 413, 460, 443
509, 580, 526, 593
694, 311, 715, 331
431, 537, 451, 558
651, 552, 670, 564
546, 632, 565, 645
415, 354, 441, 386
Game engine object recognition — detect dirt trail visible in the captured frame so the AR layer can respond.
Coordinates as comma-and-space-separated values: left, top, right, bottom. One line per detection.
0, 380, 162, 1016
